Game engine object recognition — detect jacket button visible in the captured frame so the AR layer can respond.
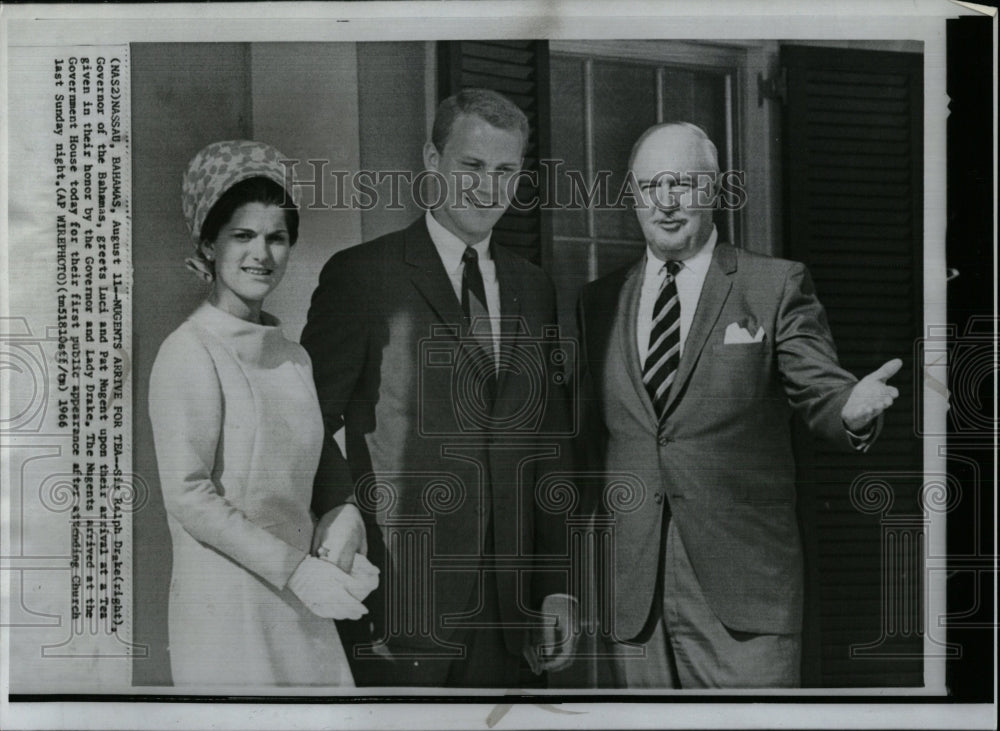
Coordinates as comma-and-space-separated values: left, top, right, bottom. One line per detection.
657, 435, 669, 446
654, 492, 664, 504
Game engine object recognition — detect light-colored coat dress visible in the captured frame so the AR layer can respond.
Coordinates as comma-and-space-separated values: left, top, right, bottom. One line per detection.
149, 302, 351, 687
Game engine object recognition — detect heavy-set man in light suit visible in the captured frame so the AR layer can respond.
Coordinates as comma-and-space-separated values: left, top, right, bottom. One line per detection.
302, 89, 578, 688
577, 122, 901, 688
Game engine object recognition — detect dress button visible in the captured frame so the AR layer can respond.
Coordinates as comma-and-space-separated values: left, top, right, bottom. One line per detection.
654, 492, 664, 504
657, 435, 669, 446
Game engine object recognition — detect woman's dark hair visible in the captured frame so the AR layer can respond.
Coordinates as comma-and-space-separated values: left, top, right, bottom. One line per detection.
199, 176, 299, 245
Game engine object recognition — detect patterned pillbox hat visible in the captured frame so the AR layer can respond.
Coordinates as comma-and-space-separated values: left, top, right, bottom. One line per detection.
181, 140, 297, 245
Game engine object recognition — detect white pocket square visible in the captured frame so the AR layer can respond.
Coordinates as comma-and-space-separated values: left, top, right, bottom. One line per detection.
724, 322, 765, 344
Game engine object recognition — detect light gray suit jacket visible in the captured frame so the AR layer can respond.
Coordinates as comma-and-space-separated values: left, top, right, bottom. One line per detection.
578, 243, 873, 639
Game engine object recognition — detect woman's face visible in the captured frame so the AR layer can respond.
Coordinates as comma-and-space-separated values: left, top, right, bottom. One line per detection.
203, 202, 291, 321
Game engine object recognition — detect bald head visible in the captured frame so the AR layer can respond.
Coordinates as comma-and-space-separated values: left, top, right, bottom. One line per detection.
630, 122, 719, 262
628, 122, 719, 174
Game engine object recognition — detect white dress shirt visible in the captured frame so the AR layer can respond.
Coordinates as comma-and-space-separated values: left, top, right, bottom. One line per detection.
425, 211, 501, 363
637, 227, 718, 364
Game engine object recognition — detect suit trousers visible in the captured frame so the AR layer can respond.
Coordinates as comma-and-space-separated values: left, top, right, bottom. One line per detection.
346, 518, 523, 689
611, 519, 801, 689
359, 571, 522, 688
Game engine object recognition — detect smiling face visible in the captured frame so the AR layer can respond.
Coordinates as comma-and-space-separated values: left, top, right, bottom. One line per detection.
423, 113, 524, 245
631, 125, 718, 262
202, 202, 291, 322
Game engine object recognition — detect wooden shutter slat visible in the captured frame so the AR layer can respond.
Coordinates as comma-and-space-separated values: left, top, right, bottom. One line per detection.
805, 81, 910, 100
462, 56, 535, 81
808, 265, 913, 281
808, 195, 912, 210
805, 69, 910, 87
818, 293, 917, 309
806, 123, 912, 141
808, 209, 912, 225
455, 71, 535, 99
805, 152, 914, 170
807, 139, 912, 155
802, 110, 911, 127
462, 39, 535, 52
804, 168, 910, 184
458, 42, 535, 65
807, 96, 910, 113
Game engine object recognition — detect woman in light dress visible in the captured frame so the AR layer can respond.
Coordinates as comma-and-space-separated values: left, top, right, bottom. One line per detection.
148, 140, 377, 687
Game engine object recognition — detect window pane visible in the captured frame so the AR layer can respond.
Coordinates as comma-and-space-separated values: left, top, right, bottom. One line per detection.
661, 68, 732, 241
660, 67, 728, 158
660, 67, 696, 121
592, 60, 657, 242
689, 71, 727, 153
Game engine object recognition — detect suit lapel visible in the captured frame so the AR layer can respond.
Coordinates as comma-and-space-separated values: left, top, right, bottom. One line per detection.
617, 257, 659, 426
660, 243, 738, 417
404, 217, 465, 334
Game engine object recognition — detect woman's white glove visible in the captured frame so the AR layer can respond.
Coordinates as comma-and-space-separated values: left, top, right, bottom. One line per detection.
337, 553, 380, 601
287, 554, 379, 620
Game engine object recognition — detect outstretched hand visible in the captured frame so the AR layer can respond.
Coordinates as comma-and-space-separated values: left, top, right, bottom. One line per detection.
841, 358, 903, 433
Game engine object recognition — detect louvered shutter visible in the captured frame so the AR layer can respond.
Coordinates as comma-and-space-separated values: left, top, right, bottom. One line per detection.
438, 41, 550, 265
782, 45, 924, 687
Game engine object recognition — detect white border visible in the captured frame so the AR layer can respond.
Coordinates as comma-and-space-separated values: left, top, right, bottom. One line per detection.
1, 1, 996, 729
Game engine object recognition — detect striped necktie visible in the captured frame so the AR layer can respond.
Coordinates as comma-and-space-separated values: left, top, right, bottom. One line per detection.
643, 259, 683, 420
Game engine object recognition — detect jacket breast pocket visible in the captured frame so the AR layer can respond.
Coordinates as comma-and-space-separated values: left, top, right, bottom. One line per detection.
705, 341, 769, 398
710, 341, 767, 358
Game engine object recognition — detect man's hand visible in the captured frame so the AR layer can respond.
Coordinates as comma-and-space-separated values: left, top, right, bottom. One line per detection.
313, 503, 367, 573
524, 594, 579, 674
841, 358, 903, 432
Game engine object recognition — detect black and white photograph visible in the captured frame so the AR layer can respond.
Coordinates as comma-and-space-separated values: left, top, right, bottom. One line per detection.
0, 1, 995, 729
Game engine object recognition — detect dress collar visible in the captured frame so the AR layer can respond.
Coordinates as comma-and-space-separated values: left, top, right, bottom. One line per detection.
425, 210, 492, 274
191, 301, 282, 336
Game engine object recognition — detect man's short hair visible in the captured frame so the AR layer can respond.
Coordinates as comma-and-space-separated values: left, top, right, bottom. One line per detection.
431, 88, 530, 155
628, 121, 720, 172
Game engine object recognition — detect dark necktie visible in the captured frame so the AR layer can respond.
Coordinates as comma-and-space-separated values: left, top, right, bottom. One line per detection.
461, 246, 490, 332
460, 247, 497, 403
643, 260, 682, 421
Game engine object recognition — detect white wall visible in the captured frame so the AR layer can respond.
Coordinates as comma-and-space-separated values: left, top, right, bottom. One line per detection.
251, 43, 363, 342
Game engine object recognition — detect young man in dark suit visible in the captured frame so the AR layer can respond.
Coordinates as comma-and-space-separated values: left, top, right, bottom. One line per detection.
302, 89, 578, 687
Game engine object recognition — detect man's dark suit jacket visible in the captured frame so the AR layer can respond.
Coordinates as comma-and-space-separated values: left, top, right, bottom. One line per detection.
302, 216, 572, 655
578, 243, 873, 641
